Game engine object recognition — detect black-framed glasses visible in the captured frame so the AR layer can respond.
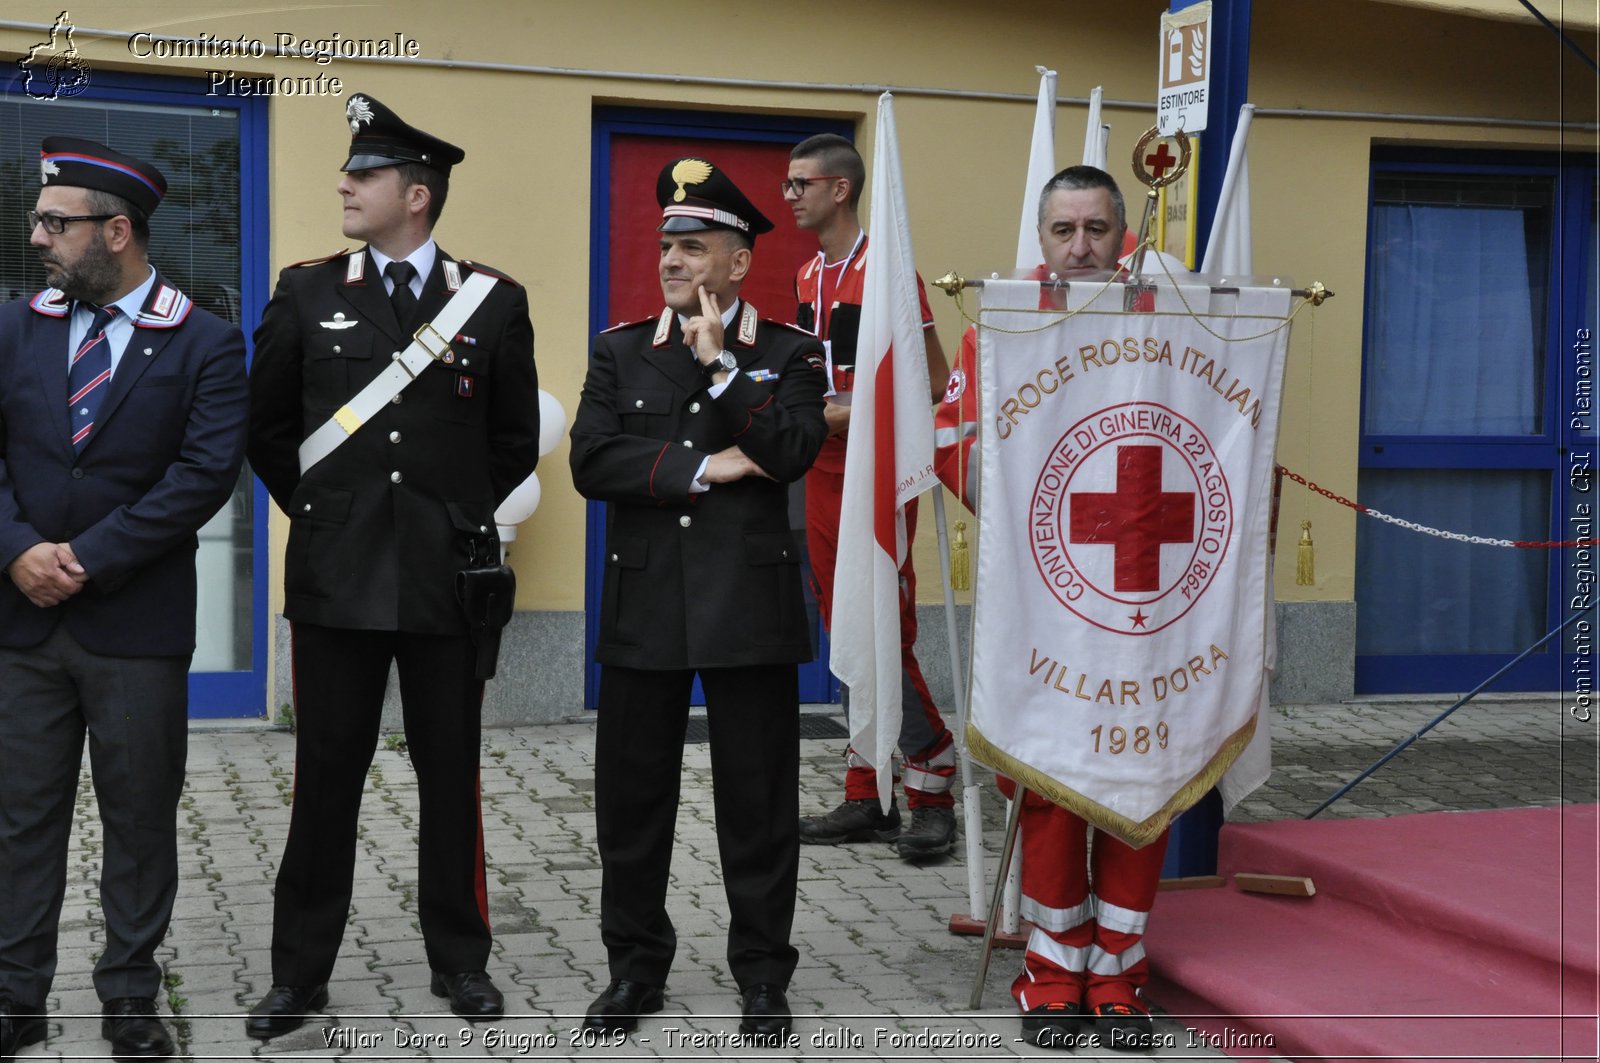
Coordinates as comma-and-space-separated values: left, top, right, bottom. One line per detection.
28, 210, 117, 235
780, 175, 846, 198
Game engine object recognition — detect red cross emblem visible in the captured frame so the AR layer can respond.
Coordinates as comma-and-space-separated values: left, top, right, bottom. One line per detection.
1029, 402, 1233, 635
1144, 141, 1178, 180
1069, 445, 1195, 592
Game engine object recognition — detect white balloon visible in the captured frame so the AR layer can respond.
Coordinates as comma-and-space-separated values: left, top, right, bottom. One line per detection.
495, 472, 541, 525
537, 390, 568, 456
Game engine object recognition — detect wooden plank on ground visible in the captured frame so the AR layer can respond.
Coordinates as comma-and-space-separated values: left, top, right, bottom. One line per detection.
1234, 872, 1316, 897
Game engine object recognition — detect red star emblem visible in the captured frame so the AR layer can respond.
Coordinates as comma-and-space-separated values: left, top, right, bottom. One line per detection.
1129, 609, 1148, 629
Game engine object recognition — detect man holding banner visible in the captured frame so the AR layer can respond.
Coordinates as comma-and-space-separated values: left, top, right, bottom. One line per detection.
935, 166, 1168, 1052
784, 133, 958, 861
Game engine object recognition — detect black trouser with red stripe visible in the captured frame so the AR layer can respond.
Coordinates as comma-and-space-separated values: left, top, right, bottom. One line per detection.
594, 664, 800, 991
270, 624, 491, 986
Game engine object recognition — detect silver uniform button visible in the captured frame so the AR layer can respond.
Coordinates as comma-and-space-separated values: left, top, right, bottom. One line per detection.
610, 553, 618, 562
679, 515, 691, 528
635, 399, 645, 409
332, 345, 341, 354
682, 439, 693, 447
391, 394, 403, 404
390, 471, 403, 483
392, 351, 402, 361
303, 503, 312, 512
689, 402, 701, 413
389, 431, 402, 443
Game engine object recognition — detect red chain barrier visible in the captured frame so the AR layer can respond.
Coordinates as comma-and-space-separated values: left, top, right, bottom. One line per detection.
1275, 465, 1599, 549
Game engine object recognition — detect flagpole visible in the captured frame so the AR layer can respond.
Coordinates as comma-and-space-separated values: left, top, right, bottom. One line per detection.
968, 789, 1025, 1010
930, 489, 985, 919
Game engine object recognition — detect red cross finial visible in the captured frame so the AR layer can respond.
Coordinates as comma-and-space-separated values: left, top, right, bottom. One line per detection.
1069, 445, 1195, 592
1145, 141, 1178, 180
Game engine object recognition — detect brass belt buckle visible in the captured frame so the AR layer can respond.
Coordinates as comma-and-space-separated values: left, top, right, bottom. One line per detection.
414, 321, 452, 362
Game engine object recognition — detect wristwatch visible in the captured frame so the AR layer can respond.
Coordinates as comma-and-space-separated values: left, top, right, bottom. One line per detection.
704, 349, 739, 376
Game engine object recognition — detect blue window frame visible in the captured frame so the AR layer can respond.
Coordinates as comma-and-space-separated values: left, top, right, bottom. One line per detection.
1356, 148, 1592, 694
1, 67, 270, 717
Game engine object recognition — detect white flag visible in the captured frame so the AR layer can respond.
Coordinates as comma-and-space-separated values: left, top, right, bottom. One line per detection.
832, 93, 939, 810
1201, 103, 1255, 276
1082, 85, 1108, 170
967, 278, 1292, 846
1015, 67, 1057, 272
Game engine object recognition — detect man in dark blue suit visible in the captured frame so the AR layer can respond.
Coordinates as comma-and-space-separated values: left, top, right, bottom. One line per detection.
0, 139, 248, 1060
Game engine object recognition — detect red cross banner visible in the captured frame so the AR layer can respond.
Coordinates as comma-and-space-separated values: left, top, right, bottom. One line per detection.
967, 278, 1292, 847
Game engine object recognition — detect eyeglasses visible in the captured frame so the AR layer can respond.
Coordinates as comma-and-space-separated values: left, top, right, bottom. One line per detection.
780, 175, 846, 199
28, 211, 117, 235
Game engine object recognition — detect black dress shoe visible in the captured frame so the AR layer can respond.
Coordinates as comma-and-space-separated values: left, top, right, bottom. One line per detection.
430, 971, 504, 1021
738, 983, 791, 1038
582, 979, 663, 1033
1022, 1001, 1086, 1051
100, 998, 173, 1060
1, 998, 46, 1059
244, 983, 329, 1040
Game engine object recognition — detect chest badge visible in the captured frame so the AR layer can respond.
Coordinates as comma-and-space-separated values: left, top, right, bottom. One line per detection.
320, 311, 358, 330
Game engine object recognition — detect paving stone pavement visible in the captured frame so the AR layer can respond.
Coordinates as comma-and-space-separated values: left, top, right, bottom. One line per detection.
20, 694, 1594, 1062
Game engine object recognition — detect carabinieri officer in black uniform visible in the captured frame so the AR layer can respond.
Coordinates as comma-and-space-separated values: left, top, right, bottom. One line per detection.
570, 159, 827, 1041
244, 93, 539, 1037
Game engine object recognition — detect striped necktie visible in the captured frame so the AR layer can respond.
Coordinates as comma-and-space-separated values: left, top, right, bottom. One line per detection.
68, 304, 118, 452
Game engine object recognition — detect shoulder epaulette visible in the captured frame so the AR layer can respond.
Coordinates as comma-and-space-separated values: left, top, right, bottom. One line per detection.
599, 316, 657, 335
770, 320, 817, 336
460, 260, 523, 288
285, 249, 349, 269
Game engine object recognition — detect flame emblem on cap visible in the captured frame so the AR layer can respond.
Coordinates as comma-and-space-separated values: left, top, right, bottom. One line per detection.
346, 96, 374, 134
670, 158, 713, 203
40, 157, 60, 184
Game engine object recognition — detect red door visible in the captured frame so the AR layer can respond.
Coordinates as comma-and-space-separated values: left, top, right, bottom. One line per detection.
585, 111, 852, 707
604, 134, 818, 326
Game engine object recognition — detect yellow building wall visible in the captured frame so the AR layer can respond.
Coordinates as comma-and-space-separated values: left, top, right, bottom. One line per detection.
4, 0, 1591, 703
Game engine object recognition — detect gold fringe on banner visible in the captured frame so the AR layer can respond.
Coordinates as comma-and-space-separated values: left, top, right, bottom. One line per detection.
950, 520, 971, 592
1296, 520, 1315, 586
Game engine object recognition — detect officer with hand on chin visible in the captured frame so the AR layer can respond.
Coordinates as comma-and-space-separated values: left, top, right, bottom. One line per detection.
570, 157, 827, 1041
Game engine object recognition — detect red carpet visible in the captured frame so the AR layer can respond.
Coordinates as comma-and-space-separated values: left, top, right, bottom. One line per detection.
1145, 804, 1599, 1062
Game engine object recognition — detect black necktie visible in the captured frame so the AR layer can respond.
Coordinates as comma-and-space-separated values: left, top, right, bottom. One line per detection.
68, 304, 118, 452
385, 260, 418, 331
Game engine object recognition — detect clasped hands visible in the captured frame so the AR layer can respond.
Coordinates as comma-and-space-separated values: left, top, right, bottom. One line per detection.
8, 541, 87, 607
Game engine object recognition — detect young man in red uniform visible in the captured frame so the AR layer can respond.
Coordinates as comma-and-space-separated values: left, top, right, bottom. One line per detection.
934, 166, 1166, 1052
785, 134, 956, 861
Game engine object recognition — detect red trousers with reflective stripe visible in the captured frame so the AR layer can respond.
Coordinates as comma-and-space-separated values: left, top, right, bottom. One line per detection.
805, 467, 952, 808
1002, 782, 1169, 1011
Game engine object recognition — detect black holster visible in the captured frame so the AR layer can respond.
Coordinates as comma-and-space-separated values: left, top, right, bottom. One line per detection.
456, 539, 515, 679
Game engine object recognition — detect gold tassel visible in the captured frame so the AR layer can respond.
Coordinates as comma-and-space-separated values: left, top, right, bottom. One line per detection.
1296, 520, 1315, 586
950, 520, 971, 591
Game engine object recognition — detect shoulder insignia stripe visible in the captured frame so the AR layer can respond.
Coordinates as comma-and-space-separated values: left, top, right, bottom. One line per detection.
599, 316, 653, 334
29, 289, 70, 317
443, 259, 462, 292
344, 252, 365, 285
460, 260, 523, 288
286, 248, 350, 269
652, 307, 673, 348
